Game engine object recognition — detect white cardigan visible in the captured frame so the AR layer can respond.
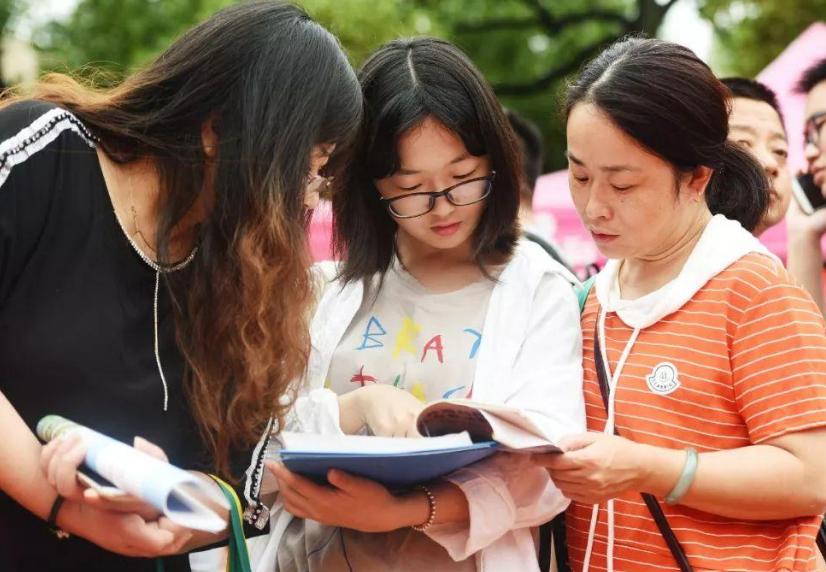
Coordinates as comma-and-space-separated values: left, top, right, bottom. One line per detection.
246, 240, 586, 572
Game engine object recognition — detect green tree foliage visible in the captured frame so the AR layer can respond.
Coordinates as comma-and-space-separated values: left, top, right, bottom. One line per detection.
32, 0, 208, 79
698, 0, 826, 78
32, 0, 431, 76
29, 0, 681, 169
0, 0, 15, 38
295, 0, 437, 65
0, 0, 19, 87
421, 0, 679, 169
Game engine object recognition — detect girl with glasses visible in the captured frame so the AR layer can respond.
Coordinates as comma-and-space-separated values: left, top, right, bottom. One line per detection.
254, 37, 586, 571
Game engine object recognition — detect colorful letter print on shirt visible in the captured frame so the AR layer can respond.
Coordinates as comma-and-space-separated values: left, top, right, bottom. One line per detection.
327, 265, 495, 404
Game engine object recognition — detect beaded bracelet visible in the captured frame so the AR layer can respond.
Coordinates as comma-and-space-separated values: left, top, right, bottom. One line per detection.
411, 485, 437, 532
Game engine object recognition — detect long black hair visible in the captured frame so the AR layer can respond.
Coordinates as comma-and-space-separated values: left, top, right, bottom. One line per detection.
334, 37, 522, 283
16, 0, 363, 475
565, 36, 769, 231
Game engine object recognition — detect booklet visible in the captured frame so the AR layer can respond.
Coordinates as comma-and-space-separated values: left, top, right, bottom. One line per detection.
277, 400, 561, 487
278, 431, 498, 487
36, 415, 229, 532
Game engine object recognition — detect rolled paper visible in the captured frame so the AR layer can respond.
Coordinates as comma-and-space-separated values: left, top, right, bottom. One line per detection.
37, 415, 228, 532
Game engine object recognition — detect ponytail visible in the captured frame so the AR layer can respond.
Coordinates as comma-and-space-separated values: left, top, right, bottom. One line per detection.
566, 37, 771, 234
705, 141, 770, 232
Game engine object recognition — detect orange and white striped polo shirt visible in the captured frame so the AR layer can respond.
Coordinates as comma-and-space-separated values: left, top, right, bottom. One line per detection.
567, 252, 826, 571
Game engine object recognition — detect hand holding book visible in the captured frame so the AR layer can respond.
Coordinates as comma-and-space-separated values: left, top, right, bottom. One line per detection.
267, 461, 438, 533
41, 430, 167, 520
277, 398, 563, 487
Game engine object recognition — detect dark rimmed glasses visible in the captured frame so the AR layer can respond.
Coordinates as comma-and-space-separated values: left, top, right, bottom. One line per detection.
805, 112, 826, 148
380, 171, 496, 219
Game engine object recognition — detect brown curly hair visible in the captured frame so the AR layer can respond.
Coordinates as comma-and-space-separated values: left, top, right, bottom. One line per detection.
9, 1, 362, 476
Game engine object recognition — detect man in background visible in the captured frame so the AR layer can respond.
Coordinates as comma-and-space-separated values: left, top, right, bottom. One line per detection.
722, 77, 791, 236
785, 58, 826, 313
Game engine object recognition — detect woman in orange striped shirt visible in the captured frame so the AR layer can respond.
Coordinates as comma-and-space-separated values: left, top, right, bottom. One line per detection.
533, 37, 826, 572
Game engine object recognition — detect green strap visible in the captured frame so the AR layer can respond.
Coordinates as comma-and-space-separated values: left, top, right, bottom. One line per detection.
575, 276, 596, 313
212, 476, 252, 572
154, 476, 251, 572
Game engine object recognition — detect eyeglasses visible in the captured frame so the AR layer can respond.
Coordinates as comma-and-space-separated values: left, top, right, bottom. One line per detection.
805, 112, 826, 148
380, 172, 496, 219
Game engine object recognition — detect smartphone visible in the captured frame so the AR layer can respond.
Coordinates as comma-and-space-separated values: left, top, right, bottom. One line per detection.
791, 173, 826, 215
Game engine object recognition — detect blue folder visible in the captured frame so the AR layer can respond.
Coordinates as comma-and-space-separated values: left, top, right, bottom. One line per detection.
279, 441, 499, 487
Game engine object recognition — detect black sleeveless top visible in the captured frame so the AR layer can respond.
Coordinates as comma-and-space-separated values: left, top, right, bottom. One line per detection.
0, 100, 212, 571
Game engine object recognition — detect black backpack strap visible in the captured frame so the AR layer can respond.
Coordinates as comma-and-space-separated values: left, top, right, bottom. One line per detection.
593, 322, 694, 572
538, 520, 553, 571
537, 513, 571, 572
818, 518, 826, 560
536, 278, 597, 571
552, 512, 571, 572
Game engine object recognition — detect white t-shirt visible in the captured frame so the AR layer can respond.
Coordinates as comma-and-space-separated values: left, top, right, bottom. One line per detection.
327, 259, 495, 403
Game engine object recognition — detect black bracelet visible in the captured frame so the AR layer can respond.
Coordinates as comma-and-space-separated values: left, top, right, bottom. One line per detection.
47, 495, 70, 540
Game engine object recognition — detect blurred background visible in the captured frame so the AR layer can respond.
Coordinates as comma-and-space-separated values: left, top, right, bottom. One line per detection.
2, 0, 824, 270
1, 0, 821, 171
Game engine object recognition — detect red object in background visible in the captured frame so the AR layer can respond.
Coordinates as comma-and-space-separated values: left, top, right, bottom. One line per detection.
309, 200, 335, 261
531, 170, 602, 276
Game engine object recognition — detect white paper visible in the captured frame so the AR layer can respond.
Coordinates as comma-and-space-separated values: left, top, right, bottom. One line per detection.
279, 430, 473, 454
37, 415, 229, 532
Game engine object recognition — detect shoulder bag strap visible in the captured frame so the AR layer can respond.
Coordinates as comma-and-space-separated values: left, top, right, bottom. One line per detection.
593, 322, 694, 572
538, 277, 596, 571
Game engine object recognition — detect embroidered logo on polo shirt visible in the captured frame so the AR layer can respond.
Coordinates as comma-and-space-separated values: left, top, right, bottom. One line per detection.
646, 362, 681, 395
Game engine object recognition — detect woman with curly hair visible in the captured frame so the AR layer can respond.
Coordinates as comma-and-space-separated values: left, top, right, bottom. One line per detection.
0, 2, 361, 570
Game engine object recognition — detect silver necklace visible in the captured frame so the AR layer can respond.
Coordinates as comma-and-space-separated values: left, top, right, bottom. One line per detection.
112, 205, 198, 412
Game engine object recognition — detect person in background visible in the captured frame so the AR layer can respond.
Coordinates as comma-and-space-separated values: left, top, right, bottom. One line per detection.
505, 109, 544, 233
786, 57, 826, 314
506, 108, 573, 272
721, 77, 791, 237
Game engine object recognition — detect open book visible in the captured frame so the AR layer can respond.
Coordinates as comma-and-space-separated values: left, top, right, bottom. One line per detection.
36, 415, 229, 532
278, 400, 561, 487
416, 399, 562, 453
